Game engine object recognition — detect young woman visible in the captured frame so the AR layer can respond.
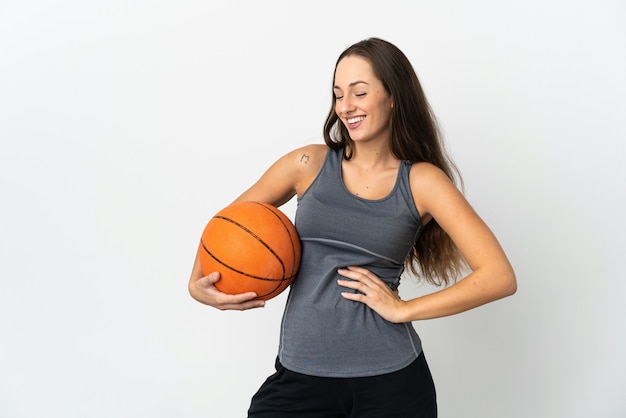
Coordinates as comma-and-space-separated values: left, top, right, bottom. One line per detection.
188, 37, 517, 418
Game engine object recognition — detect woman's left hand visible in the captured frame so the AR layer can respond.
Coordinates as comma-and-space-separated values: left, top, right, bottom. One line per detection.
337, 266, 407, 323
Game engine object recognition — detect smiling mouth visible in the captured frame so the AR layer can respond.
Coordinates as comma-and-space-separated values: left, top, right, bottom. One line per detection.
347, 116, 365, 124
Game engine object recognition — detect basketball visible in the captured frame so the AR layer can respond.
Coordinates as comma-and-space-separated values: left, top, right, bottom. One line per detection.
198, 201, 301, 301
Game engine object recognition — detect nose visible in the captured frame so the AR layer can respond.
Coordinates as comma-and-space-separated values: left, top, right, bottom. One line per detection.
337, 96, 356, 116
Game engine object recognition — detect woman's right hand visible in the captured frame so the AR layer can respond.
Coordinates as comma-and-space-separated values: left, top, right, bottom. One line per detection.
188, 253, 265, 310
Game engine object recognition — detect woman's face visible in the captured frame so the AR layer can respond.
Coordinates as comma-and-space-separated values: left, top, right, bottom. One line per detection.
333, 55, 393, 145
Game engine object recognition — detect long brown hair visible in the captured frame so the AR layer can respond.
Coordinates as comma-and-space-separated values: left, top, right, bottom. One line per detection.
323, 37, 466, 286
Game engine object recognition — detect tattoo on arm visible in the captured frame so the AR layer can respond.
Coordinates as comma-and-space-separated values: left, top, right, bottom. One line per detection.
300, 154, 310, 164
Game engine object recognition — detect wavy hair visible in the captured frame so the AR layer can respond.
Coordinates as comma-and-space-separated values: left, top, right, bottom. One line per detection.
323, 37, 466, 286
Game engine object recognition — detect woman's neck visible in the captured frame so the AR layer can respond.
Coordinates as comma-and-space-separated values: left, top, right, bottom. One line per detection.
348, 141, 399, 171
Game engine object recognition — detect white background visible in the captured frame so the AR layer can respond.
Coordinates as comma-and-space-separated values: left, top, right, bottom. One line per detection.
1, 1, 625, 417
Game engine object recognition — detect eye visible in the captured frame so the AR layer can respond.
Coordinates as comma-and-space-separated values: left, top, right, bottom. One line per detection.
335, 95, 343, 101
355, 92, 366, 97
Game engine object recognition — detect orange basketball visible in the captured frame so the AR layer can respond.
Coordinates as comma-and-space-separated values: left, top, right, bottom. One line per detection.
198, 201, 301, 301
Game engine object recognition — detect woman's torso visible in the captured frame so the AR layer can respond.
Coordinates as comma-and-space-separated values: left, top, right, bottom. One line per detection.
278, 146, 424, 377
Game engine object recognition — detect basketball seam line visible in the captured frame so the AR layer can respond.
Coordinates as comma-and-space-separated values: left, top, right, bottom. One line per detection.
252, 202, 299, 276
200, 238, 296, 282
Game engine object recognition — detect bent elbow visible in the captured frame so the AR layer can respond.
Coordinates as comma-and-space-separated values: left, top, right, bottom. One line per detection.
503, 269, 517, 297
188, 278, 203, 304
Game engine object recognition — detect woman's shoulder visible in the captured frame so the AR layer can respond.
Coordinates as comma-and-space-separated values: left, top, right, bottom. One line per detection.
409, 161, 452, 195
409, 161, 449, 185
409, 162, 464, 219
292, 143, 329, 159
278, 144, 329, 196
283, 143, 329, 170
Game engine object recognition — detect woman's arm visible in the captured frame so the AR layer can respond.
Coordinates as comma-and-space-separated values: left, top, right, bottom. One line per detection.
338, 162, 516, 322
188, 144, 327, 310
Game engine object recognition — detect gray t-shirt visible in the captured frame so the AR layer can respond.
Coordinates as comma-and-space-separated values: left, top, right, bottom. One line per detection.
278, 147, 424, 377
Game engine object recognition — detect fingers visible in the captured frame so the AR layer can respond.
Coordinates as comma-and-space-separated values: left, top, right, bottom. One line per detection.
336, 266, 406, 323
197, 271, 221, 286
336, 266, 398, 301
212, 291, 266, 311
337, 266, 384, 291
217, 299, 266, 311
337, 268, 376, 302
193, 271, 265, 310
210, 287, 266, 310
214, 288, 264, 306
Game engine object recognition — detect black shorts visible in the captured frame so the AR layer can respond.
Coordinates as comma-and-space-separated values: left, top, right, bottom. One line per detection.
247, 352, 437, 418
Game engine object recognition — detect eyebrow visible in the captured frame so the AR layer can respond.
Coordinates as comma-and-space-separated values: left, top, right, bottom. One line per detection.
333, 80, 370, 90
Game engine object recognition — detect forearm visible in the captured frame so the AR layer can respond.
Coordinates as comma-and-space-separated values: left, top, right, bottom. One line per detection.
402, 265, 517, 321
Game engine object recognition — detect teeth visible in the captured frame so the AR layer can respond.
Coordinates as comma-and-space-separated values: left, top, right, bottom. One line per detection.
347, 116, 365, 124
